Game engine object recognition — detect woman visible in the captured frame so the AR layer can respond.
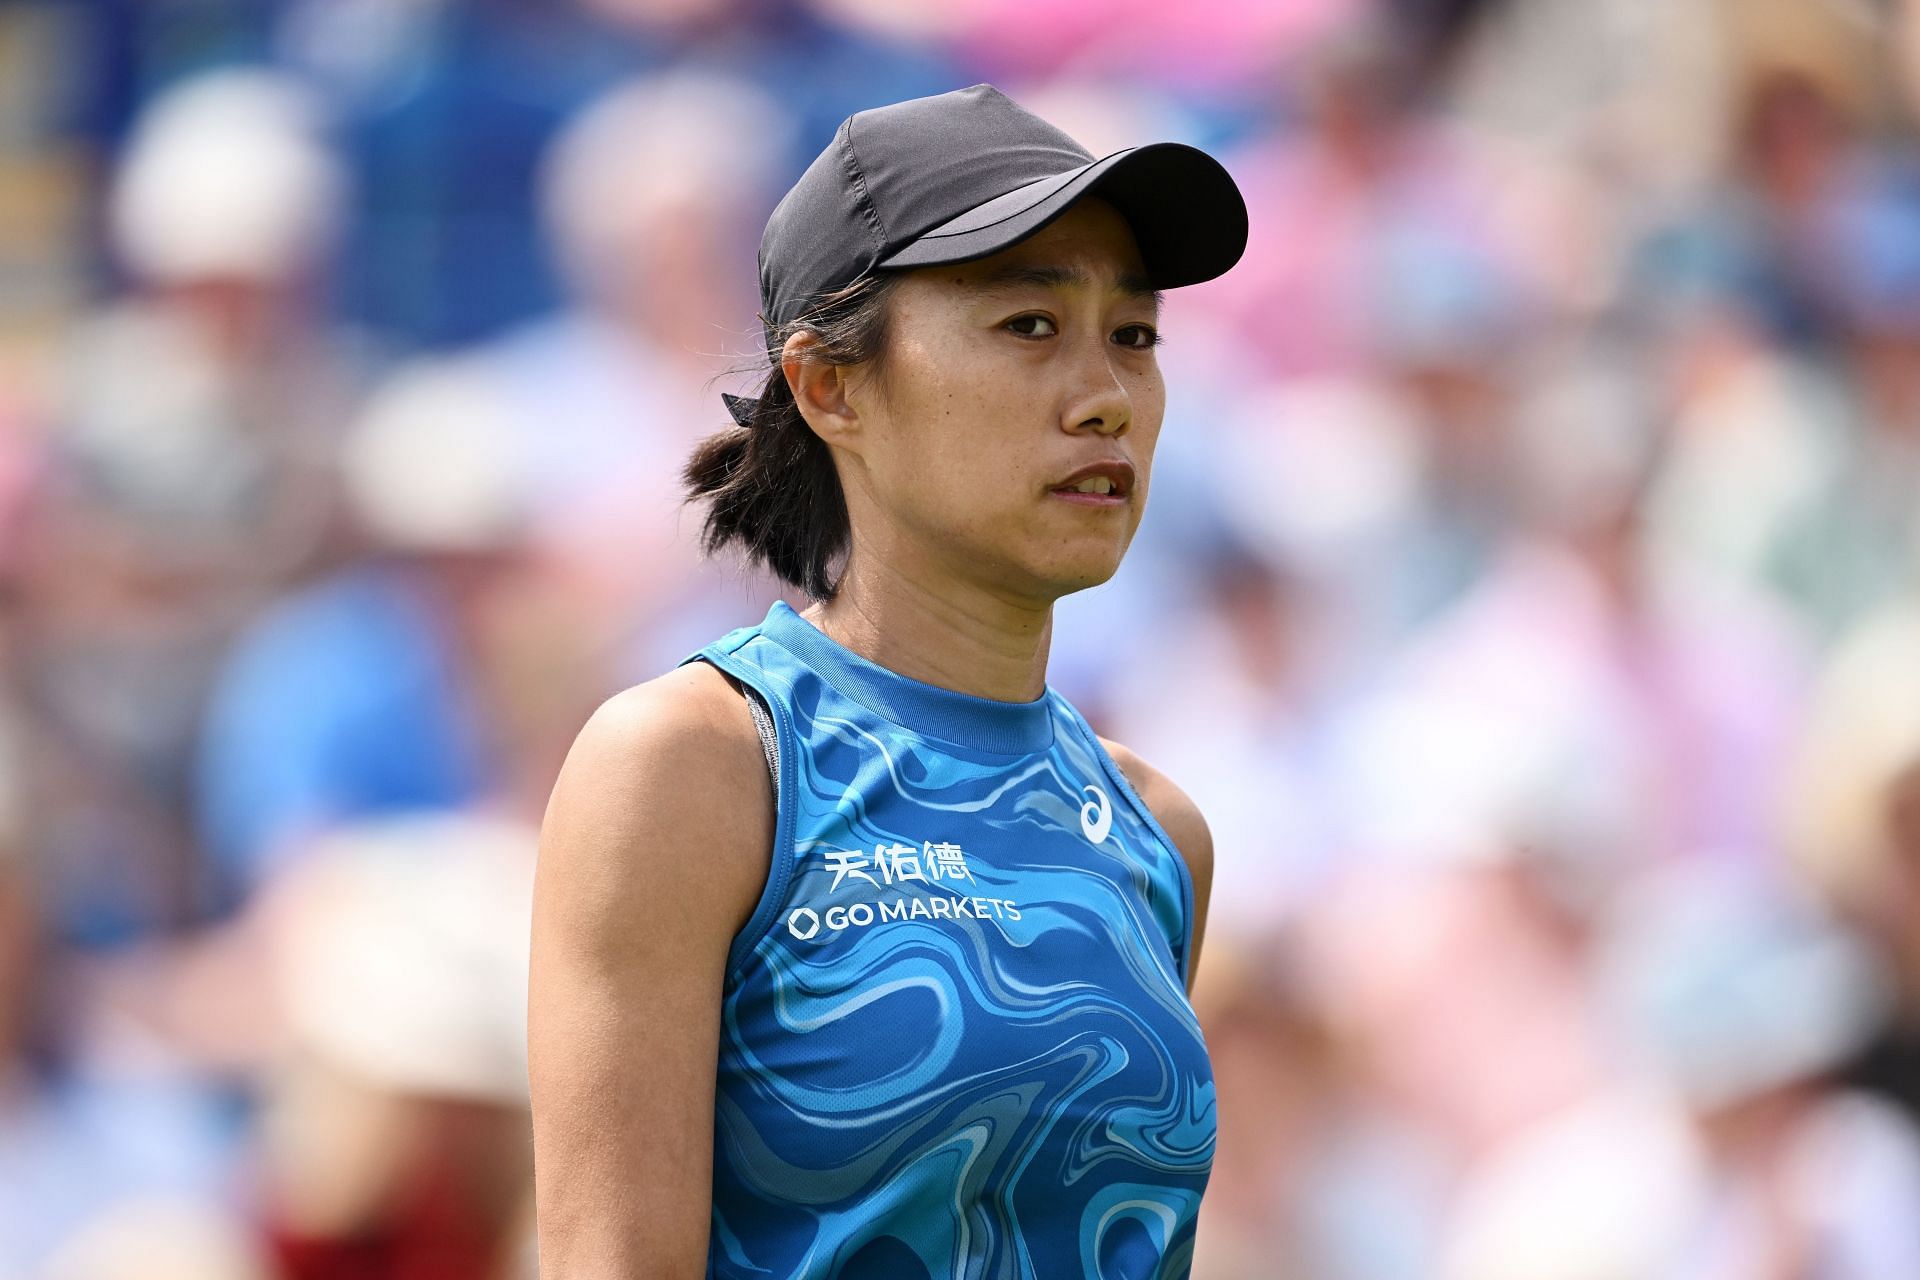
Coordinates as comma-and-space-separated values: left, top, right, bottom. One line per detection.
530, 83, 1248, 1279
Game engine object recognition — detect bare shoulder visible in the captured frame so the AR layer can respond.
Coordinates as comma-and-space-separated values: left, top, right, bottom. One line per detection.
528, 659, 774, 1271
550, 659, 772, 831
577, 658, 768, 761
580, 660, 768, 774
1095, 735, 1213, 883
537, 659, 775, 949
1097, 734, 1215, 991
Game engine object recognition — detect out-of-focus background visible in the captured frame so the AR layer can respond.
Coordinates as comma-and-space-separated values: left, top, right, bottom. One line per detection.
5, 0, 1920, 1276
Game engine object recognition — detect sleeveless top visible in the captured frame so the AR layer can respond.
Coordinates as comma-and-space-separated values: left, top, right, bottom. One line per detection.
676, 598, 1215, 1280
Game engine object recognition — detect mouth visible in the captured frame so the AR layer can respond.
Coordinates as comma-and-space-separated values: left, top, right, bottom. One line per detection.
1048, 460, 1135, 507
1048, 485, 1127, 508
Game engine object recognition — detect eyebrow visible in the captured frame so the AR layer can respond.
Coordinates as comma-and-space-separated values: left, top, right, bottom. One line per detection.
969, 262, 1163, 310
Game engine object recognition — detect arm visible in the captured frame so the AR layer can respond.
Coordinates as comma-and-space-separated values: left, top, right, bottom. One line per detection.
1096, 736, 1215, 997
528, 662, 773, 1279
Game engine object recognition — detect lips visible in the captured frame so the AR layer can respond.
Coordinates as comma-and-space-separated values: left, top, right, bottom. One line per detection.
1049, 459, 1135, 499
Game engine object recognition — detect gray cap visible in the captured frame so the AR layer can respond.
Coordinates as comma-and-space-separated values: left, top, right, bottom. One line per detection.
722, 82, 1248, 427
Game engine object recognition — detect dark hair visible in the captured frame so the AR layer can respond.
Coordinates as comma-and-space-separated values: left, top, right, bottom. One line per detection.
683, 273, 902, 601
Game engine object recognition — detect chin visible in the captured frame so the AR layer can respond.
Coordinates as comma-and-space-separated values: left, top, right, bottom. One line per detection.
1030, 549, 1125, 598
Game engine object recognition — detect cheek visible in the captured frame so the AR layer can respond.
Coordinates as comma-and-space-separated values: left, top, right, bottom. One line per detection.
1133, 372, 1168, 433
1126, 393, 1164, 492
889, 331, 1025, 427
897, 428, 1036, 537
875, 349, 1038, 514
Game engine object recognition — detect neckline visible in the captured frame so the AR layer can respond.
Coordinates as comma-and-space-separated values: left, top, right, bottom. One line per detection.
761, 598, 1056, 755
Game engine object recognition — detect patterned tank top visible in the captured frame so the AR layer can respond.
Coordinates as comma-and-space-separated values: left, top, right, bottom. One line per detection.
677, 598, 1214, 1279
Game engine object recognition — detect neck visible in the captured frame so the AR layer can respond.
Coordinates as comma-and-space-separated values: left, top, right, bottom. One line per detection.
804, 545, 1054, 705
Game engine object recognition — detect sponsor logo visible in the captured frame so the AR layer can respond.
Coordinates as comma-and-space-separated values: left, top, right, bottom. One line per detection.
785, 839, 1022, 942
1080, 783, 1112, 844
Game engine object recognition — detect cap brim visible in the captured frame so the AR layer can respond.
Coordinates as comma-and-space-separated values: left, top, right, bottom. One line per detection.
874, 141, 1248, 289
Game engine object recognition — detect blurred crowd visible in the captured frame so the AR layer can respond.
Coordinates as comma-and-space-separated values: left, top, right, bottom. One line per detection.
4, 0, 1920, 1276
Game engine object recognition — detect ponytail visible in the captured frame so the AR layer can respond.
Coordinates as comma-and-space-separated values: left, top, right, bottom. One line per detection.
682, 273, 900, 601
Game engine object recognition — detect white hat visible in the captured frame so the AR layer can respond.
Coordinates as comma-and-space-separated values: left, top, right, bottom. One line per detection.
270, 810, 539, 1104
339, 356, 528, 553
109, 68, 343, 284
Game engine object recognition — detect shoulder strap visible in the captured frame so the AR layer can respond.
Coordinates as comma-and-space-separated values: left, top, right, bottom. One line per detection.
689, 653, 780, 795
741, 678, 780, 795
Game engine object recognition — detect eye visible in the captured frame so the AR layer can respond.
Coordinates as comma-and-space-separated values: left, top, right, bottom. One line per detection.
1005, 314, 1057, 338
1115, 324, 1161, 350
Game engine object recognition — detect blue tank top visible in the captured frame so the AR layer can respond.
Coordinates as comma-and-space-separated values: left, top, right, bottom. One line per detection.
676, 598, 1215, 1280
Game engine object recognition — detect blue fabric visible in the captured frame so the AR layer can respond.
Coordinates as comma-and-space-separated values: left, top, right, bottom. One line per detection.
678, 599, 1214, 1279
194, 563, 490, 907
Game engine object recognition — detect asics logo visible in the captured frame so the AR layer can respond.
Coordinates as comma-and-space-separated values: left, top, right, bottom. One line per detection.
1080, 783, 1112, 844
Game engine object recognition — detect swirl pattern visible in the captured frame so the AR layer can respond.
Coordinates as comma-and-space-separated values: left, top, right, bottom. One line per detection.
680, 600, 1214, 1279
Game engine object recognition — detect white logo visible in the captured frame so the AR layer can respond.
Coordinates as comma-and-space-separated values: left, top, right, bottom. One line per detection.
784, 839, 1020, 942
822, 841, 973, 891
1080, 784, 1112, 844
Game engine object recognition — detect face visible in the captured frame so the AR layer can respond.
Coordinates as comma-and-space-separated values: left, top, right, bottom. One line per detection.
811, 196, 1166, 603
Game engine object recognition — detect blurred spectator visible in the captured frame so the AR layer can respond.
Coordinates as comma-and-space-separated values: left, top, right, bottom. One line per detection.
1639, 305, 1860, 640
1190, 23, 1551, 648
249, 811, 538, 1280
1105, 537, 1354, 941
1335, 351, 1812, 881
1788, 600, 1920, 1132
1634, 57, 1920, 643
1444, 861, 1920, 1280
66, 67, 359, 587
285, 0, 962, 346
1298, 857, 1607, 1192
23, 67, 374, 947
193, 357, 601, 910
1445, 0, 1727, 183
1192, 933, 1450, 1280
1633, 57, 1897, 353
1764, 180, 1920, 636
1205, 20, 1536, 379
0, 810, 247, 1280
469, 68, 795, 682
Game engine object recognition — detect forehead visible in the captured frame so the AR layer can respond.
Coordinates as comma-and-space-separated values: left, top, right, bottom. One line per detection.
925, 199, 1158, 303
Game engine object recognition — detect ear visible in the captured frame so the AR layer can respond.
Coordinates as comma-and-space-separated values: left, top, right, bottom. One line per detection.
782, 331, 863, 448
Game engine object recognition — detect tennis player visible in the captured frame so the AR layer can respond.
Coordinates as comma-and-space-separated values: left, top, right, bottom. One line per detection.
530, 83, 1249, 1279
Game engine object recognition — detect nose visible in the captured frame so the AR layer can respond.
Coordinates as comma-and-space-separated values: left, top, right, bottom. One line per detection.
1060, 329, 1132, 437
